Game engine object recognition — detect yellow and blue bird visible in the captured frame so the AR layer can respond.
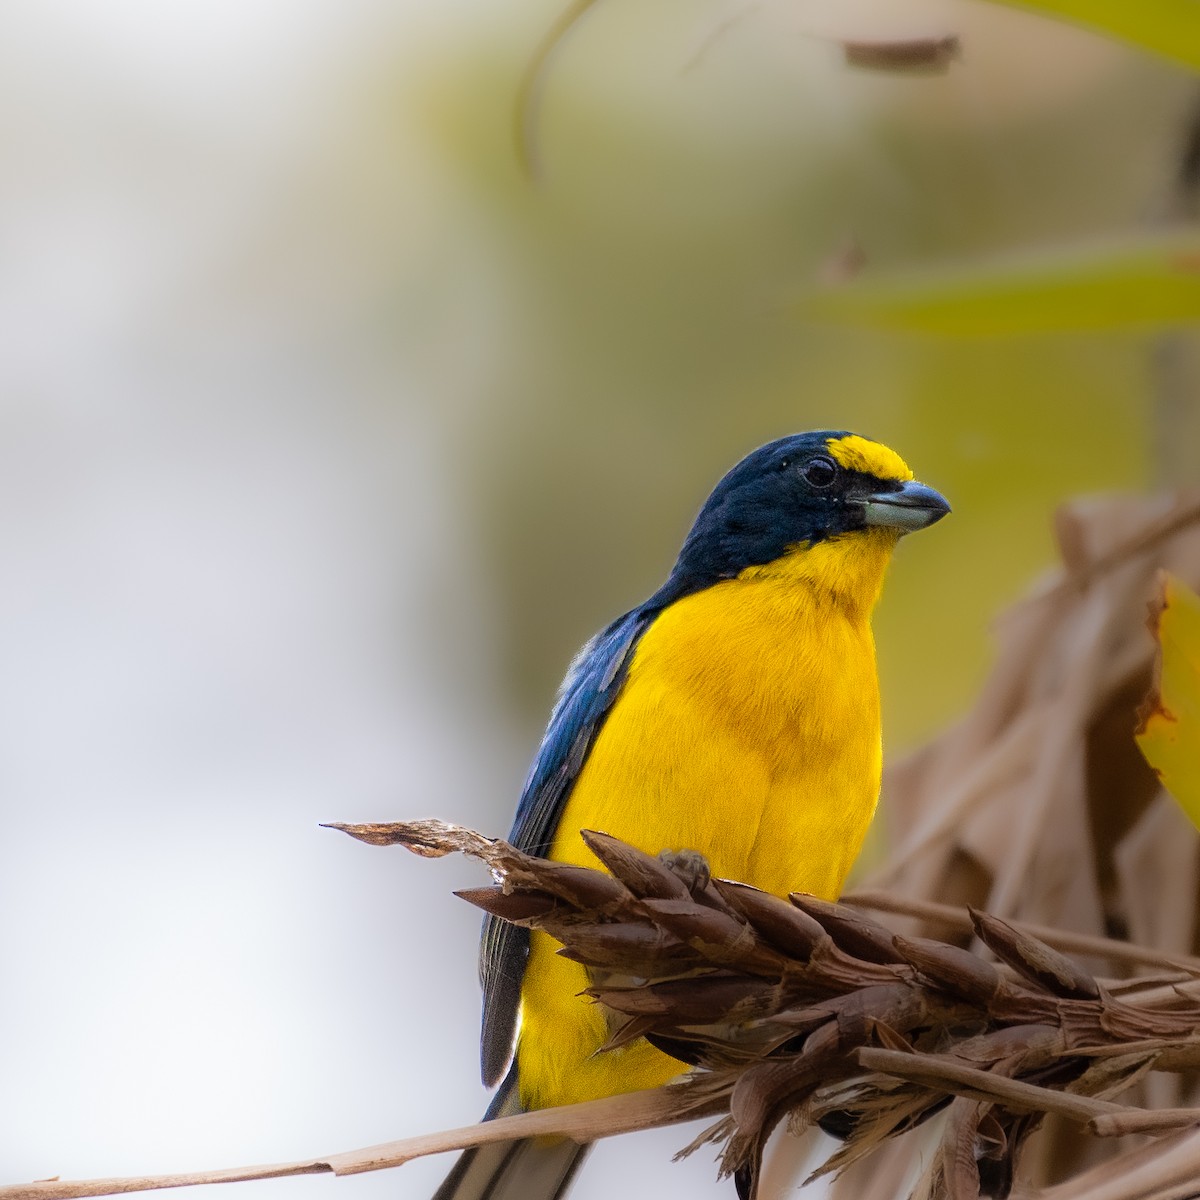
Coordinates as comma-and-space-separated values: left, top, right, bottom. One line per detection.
435, 431, 949, 1200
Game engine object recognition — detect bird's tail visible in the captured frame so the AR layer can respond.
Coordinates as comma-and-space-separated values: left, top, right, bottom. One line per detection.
431, 1069, 591, 1200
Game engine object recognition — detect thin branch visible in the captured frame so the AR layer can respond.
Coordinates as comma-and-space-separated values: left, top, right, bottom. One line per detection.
324, 1085, 717, 1174
855, 1047, 1130, 1125
1089, 1109, 1200, 1138
0, 1087, 716, 1200
0, 1163, 329, 1200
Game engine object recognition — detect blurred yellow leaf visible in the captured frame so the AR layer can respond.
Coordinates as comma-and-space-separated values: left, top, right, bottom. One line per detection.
984, 1, 1200, 71
1137, 572, 1200, 828
794, 231, 1200, 336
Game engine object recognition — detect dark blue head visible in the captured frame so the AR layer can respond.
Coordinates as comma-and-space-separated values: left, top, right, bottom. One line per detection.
651, 431, 949, 605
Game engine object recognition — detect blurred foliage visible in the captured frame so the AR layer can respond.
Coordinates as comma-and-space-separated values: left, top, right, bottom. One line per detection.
794, 229, 1200, 335
391, 0, 1200, 780
985, 0, 1200, 70
1138, 572, 1200, 828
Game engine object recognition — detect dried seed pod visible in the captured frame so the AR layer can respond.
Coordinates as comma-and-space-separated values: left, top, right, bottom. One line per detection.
970, 908, 1101, 1000
454, 886, 559, 923
533, 860, 632, 910
893, 935, 1003, 1006
790, 893, 908, 964
803, 935, 910, 992
580, 829, 692, 900
640, 898, 787, 975
831, 983, 928, 1049
953, 1023, 1061, 1070
591, 973, 781, 1023
550, 920, 702, 974
714, 880, 831, 960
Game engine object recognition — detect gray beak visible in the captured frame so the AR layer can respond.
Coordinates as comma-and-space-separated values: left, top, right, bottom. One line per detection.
861, 479, 951, 533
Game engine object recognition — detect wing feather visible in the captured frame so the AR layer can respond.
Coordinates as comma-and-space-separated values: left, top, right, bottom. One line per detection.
478, 608, 653, 1086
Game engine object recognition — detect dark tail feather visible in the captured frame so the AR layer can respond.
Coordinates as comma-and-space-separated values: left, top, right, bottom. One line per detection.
431, 1068, 591, 1200
430, 1138, 589, 1200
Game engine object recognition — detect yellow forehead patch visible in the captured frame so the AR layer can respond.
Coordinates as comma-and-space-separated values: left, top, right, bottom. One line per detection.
826, 435, 913, 482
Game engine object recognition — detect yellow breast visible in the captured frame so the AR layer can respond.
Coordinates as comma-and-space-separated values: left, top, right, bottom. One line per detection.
516, 527, 900, 1110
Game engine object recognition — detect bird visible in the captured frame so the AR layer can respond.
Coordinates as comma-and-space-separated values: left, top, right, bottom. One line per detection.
434, 431, 949, 1200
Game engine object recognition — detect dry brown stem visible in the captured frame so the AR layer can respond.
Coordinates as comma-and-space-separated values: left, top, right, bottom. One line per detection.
323, 819, 1200, 1200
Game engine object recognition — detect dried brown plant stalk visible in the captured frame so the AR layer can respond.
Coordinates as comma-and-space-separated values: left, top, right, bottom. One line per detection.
323, 818, 1200, 1200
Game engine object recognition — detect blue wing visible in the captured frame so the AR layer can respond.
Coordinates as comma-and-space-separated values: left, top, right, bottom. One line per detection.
478, 606, 655, 1087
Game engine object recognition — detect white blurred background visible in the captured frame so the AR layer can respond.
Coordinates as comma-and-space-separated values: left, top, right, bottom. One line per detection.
1, 1, 1195, 1197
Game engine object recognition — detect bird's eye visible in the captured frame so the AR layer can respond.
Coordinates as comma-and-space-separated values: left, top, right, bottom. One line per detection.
803, 456, 838, 489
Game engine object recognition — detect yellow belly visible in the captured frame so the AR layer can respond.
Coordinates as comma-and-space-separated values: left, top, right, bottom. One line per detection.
516, 531, 895, 1110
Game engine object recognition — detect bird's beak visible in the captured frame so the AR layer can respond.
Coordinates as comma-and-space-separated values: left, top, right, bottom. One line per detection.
860, 479, 951, 533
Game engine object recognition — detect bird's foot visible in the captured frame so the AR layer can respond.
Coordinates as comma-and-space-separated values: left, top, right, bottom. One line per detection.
657, 848, 710, 894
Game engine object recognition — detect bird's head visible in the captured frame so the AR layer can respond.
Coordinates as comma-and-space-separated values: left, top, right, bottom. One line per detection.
664, 431, 949, 599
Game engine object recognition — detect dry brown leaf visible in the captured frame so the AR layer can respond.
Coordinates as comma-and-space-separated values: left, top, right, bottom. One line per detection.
842, 35, 960, 71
